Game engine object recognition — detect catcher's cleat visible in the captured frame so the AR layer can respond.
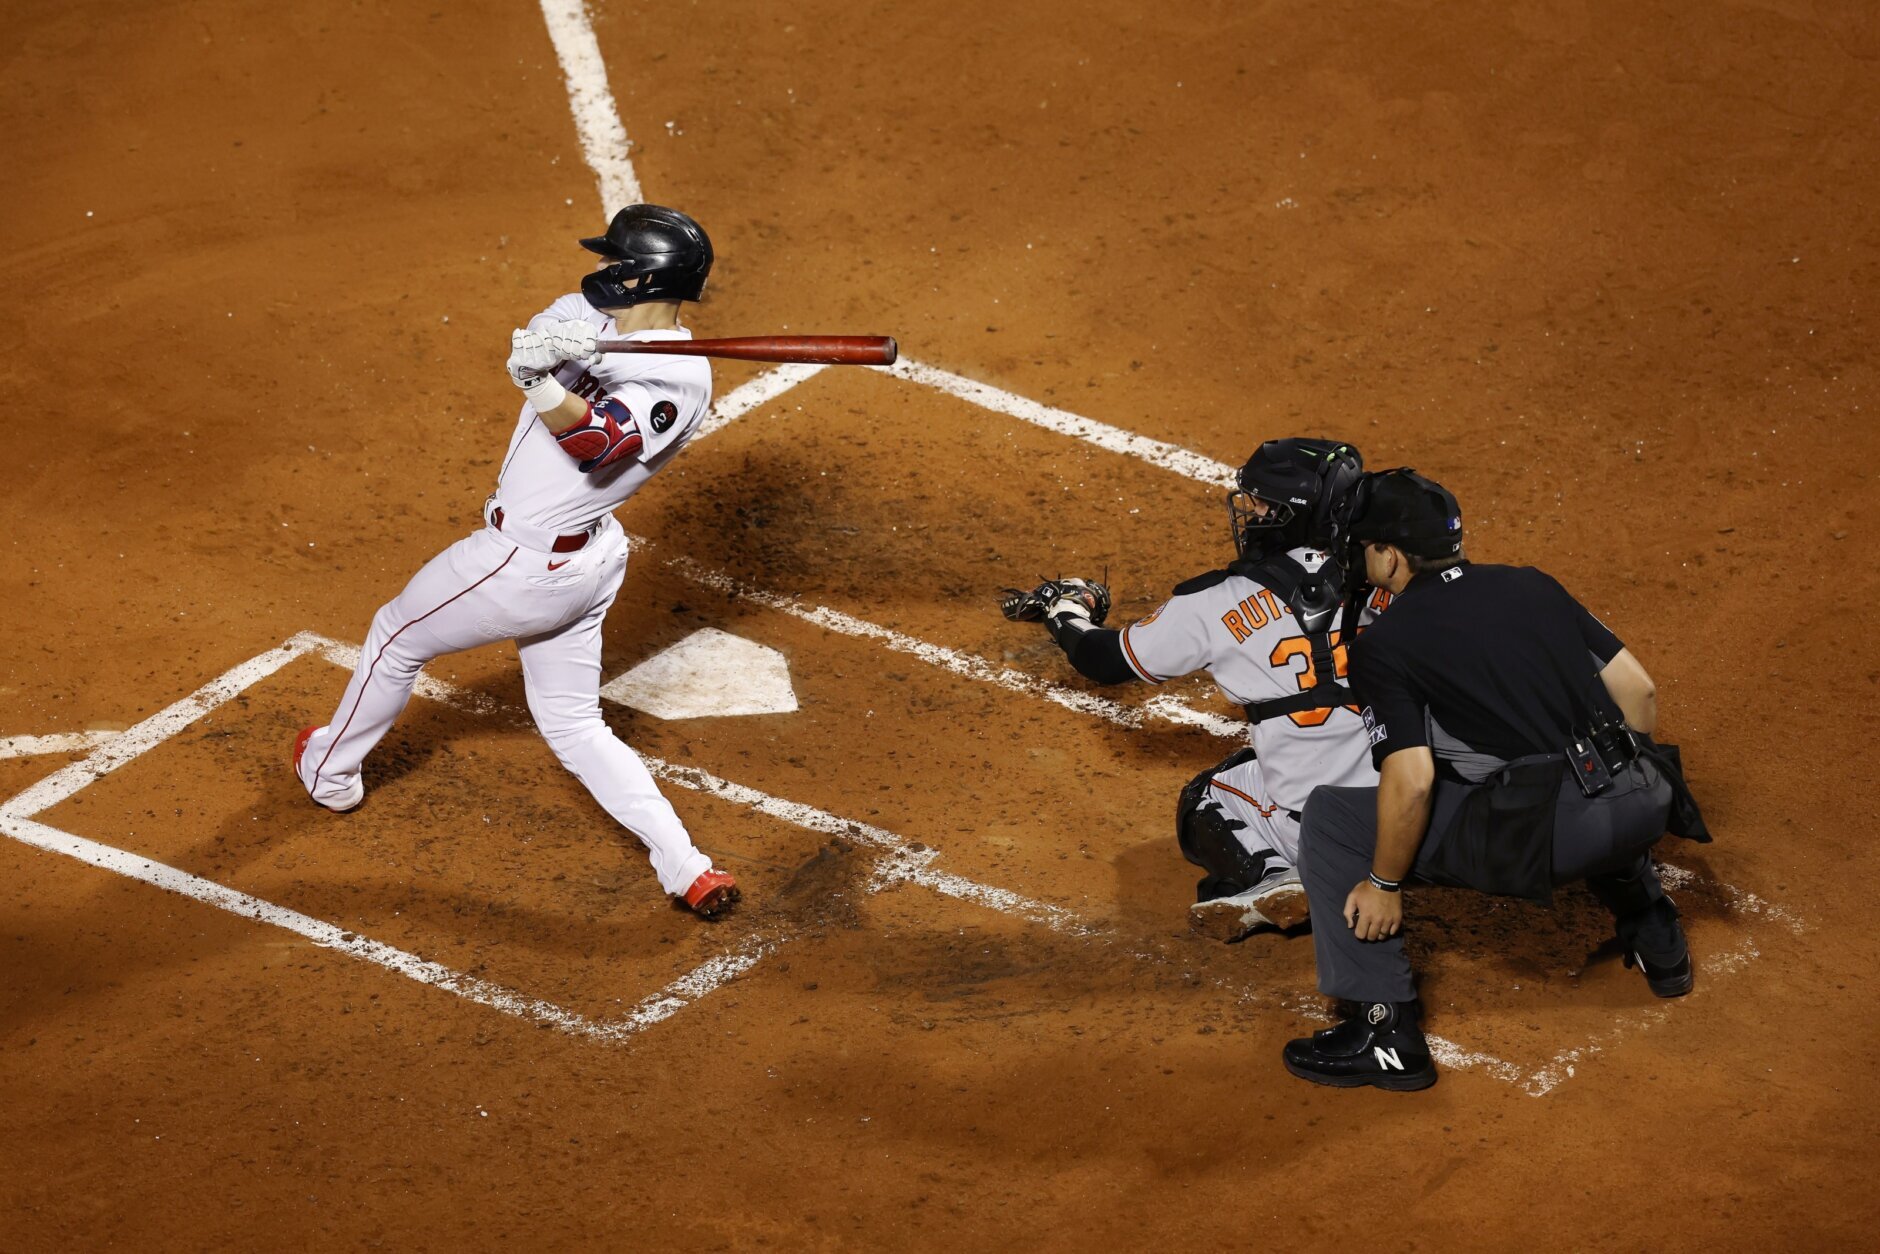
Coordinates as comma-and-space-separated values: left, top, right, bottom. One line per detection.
293, 725, 364, 813
1189, 867, 1311, 942
684, 868, 741, 919
1282, 1001, 1437, 1092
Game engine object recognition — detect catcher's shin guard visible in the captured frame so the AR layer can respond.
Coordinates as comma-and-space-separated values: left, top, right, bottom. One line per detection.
1176, 749, 1280, 902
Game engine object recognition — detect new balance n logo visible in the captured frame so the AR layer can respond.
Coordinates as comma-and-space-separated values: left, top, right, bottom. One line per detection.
1373, 1046, 1404, 1071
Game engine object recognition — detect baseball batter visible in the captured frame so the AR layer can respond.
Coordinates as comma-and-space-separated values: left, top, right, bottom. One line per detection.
1001, 439, 1388, 940
293, 204, 739, 919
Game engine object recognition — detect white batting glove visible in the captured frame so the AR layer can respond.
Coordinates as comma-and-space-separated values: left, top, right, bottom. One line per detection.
545, 319, 601, 368
507, 328, 558, 380
507, 328, 567, 410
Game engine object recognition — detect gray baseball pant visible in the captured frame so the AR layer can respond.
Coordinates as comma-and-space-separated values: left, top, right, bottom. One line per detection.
1297, 761, 1675, 1003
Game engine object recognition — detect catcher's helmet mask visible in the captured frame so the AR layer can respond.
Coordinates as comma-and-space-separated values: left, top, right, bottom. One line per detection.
1228, 439, 1365, 560
579, 204, 714, 311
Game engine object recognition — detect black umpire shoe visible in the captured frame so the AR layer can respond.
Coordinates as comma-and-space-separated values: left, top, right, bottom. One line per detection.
1618, 899, 1695, 998
1282, 1001, 1437, 1091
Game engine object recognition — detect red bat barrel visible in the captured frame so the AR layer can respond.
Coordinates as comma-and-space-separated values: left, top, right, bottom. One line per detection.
595, 335, 898, 366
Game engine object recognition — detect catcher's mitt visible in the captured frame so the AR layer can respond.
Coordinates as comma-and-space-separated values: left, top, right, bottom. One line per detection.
997, 577, 1112, 626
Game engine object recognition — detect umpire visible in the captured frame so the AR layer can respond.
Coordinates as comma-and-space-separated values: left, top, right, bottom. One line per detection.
1282, 469, 1709, 1092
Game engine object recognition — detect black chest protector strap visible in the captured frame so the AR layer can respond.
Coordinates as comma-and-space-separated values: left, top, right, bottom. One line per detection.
1228, 552, 1352, 725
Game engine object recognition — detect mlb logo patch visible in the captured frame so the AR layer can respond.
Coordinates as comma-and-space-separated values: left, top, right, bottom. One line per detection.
1441, 567, 1464, 583
1362, 707, 1388, 746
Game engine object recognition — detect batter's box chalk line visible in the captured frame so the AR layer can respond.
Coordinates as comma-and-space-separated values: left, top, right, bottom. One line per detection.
0, 633, 1086, 1052
0, 631, 1777, 1093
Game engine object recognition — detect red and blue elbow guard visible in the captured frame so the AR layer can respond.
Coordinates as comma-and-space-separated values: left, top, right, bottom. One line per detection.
554, 397, 644, 473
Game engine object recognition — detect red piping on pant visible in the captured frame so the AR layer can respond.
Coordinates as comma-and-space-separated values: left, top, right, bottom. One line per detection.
311, 547, 519, 789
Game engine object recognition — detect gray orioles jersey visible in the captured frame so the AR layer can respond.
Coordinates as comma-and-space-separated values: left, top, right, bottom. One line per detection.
1120, 546, 1392, 814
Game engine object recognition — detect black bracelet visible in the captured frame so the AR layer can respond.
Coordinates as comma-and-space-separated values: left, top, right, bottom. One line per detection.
1368, 872, 1403, 893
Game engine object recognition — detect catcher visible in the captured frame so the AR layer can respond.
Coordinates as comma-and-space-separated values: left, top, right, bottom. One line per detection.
1001, 439, 1387, 940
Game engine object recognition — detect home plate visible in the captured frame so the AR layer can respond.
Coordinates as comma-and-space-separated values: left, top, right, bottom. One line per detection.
600, 628, 798, 719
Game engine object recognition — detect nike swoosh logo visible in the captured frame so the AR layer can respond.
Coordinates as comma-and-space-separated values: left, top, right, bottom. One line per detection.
547, 560, 571, 571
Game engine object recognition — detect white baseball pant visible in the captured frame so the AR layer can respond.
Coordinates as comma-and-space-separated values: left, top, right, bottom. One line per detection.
296, 515, 713, 896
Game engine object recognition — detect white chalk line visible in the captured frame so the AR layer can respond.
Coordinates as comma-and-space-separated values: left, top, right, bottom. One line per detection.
646, 546, 1247, 743
0, 731, 120, 760
38, 4, 1682, 1084
302, 635, 1086, 933
1512, 877, 1782, 1095
0, 629, 1526, 1088
884, 357, 1238, 487
0, 632, 775, 1044
1521, 1000, 1680, 1098
1429, 1035, 1528, 1086
659, 367, 1796, 1095
309, 634, 1547, 1086
691, 354, 1237, 492
0, 637, 325, 823
537, 0, 640, 212
700, 363, 830, 442
0, 633, 1083, 1051
1659, 859, 1802, 934
0, 810, 779, 1044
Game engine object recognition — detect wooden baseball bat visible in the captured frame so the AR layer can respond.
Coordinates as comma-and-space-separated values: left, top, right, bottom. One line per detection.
595, 335, 897, 366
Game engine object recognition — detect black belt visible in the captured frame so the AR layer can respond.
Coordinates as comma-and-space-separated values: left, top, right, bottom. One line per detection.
490, 507, 591, 553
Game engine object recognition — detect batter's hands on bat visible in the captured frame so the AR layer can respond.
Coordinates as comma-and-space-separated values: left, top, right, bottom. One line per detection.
507, 328, 559, 388
545, 319, 601, 368
998, 577, 1112, 626
507, 327, 572, 413
1344, 879, 1403, 942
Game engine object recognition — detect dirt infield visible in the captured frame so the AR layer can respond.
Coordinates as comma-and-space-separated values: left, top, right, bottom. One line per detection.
4, 0, 1878, 1248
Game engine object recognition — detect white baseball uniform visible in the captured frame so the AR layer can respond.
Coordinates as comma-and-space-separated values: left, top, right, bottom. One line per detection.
296, 293, 716, 896
1120, 547, 1392, 866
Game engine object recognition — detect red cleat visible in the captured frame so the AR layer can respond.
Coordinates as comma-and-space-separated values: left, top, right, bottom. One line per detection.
293, 725, 318, 776
684, 868, 741, 919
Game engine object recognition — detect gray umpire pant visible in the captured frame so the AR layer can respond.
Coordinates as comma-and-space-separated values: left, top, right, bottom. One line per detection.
1297, 760, 1675, 1004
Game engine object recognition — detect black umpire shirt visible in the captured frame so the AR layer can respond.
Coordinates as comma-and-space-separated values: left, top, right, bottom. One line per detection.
1351, 563, 1626, 783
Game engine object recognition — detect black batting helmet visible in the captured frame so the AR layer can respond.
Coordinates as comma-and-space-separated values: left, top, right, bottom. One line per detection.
1228, 438, 1365, 559
579, 204, 714, 310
